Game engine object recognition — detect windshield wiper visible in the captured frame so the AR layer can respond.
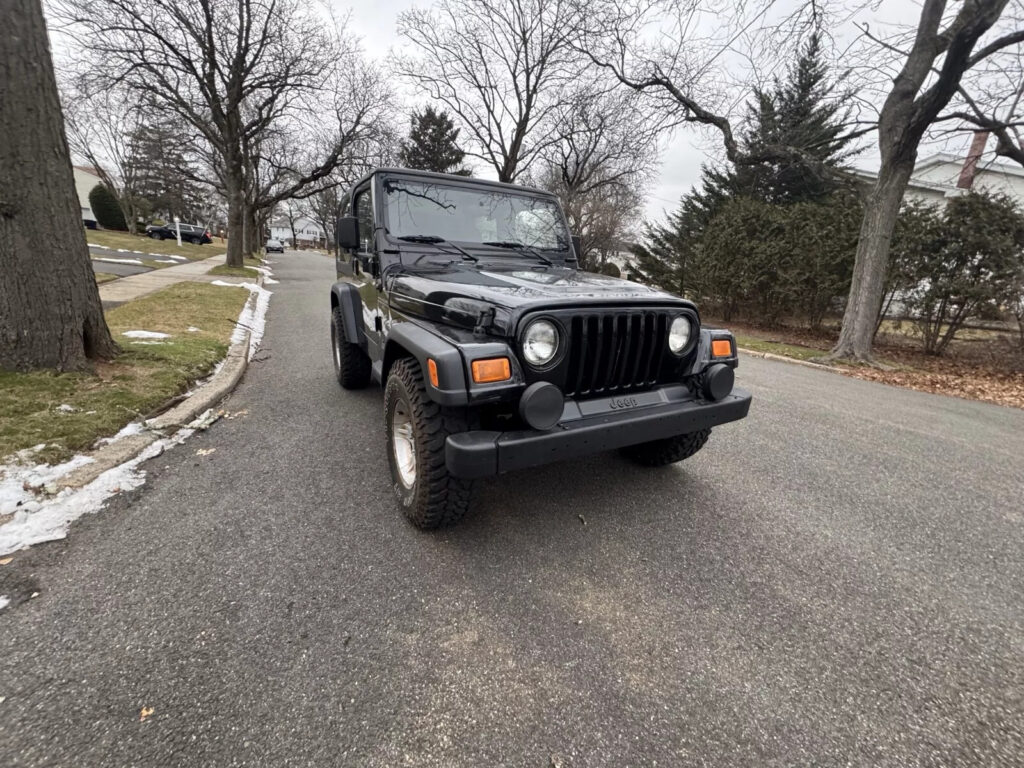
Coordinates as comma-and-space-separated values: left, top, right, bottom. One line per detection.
396, 234, 478, 262
481, 240, 553, 266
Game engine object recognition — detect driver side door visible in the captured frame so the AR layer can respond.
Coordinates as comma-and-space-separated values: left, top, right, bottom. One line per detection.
351, 183, 383, 359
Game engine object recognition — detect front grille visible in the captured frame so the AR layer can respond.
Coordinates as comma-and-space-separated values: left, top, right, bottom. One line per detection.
562, 310, 675, 397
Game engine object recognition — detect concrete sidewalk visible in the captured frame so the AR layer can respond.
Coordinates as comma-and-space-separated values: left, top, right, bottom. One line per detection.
99, 253, 245, 306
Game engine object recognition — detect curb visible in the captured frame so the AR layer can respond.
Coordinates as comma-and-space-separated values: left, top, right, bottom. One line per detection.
737, 347, 840, 372
55, 275, 262, 492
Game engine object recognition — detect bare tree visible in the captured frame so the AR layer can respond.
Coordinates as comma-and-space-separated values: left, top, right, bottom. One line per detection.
54, 0, 338, 267
62, 83, 148, 233
395, 0, 580, 182
576, 0, 1024, 362
1, 0, 118, 371
536, 84, 663, 264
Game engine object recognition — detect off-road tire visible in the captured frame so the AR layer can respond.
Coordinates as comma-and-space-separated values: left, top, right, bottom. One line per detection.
384, 358, 473, 529
331, 306, 371, 389
621, 429, 711, 467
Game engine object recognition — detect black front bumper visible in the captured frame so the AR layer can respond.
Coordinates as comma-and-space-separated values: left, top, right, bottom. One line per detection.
445, 386, 752, 479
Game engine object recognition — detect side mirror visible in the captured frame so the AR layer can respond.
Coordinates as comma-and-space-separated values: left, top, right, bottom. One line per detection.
336, 216, 359, 251
571, 235, 582, 261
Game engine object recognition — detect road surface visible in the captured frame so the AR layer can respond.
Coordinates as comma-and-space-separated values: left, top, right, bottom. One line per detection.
1, 250, 1022, 767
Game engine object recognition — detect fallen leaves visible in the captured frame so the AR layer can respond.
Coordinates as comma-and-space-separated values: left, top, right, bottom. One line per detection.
0, 557, 12, 566
195, 448, 216, 456
139, 706, 154, 722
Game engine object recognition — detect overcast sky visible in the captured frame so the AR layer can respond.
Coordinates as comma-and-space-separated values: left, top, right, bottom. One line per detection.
333, 0, 985, 225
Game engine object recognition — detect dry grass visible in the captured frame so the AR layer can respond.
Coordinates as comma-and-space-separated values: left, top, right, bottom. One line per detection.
93, 272, 119, 284
0, 283, 249, 464
208, 264, 259, 279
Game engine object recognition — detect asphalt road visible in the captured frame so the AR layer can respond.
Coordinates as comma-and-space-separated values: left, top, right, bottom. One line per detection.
2, 250, 1022, 767
89, 244, 154, 277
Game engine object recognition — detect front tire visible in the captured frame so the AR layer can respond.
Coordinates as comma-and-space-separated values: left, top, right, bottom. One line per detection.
620, 429, 711, 467
384, 358, 473, 529
330, 306, 371, 389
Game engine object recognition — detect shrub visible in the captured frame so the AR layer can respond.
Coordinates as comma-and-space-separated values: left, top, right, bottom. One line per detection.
88, 184, 127, 231
889, 191, 1024, 355
597, 261, 621, 278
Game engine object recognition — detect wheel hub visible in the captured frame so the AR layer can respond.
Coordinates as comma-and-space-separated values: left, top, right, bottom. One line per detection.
391, 400, 416, 488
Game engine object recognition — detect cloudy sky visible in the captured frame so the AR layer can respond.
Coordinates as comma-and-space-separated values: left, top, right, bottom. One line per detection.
335, 0, 987, 225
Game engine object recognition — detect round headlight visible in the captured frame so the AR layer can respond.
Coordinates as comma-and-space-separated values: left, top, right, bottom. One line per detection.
522, 319, 559, 368
668, 316, 691, 355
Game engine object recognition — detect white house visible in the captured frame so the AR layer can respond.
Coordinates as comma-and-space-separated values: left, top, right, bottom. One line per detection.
269, 216, 326, 248
855, 151, 1024, 207
73, 165, 102, 227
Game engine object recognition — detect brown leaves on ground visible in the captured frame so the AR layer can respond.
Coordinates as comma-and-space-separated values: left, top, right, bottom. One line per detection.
718, 318, 1024, 410
841, 357, 1024, 410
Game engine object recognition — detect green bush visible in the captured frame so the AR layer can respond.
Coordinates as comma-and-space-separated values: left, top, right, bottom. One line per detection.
887, 191, 1024, 355
88, 184, 128, 231
694, 193, 861, 326
597, 261, 621, 278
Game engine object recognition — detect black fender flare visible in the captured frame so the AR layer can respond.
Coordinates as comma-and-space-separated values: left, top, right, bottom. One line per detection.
330, 282, 366, 348
384, 322, 468, 406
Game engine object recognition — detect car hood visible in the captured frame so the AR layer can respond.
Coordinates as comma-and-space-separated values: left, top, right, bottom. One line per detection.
387, 261, 692, 335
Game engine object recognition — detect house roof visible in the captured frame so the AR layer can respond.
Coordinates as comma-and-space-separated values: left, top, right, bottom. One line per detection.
914, 152, 1024, 179
73, 165, 102, 177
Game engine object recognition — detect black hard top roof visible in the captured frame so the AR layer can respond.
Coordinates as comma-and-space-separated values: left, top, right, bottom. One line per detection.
353, 167, 554, 197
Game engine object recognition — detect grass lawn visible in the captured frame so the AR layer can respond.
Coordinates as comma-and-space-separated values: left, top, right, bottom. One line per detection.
87, 229, 223, 262
93, 272, 119, 284
208, 264, 259, 279
732, 334, 825, 362
0, 282, 249, 465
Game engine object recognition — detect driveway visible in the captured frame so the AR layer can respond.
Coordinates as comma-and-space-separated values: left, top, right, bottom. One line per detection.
1, 250, 1021, 766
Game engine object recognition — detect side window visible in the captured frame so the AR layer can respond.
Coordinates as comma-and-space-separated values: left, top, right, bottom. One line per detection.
355, 189, 374, 253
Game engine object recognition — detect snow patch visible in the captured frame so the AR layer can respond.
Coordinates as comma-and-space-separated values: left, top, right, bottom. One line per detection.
230, 282, 272, 360
0, 596, 9, 611
0, 453, 96, 518
56, 404, 78, 413
94, 421, 146, 447
210, 280, 253, 287
0, 429, 195, 556
187, 326, 201, 332
122, 330, 170, 339
93, 257, 144, 266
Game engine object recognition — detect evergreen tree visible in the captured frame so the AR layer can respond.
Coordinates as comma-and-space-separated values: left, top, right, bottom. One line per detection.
633, 29, 857, 296
89, 183, 128, 230
128, 123, 206, 222
398, 106, 469, 175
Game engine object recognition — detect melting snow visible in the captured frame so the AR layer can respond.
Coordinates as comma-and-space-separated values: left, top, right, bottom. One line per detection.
187, 326, 201, 332
56, 404, 78, 413
122, 330, 170, 339
94, 421, 146, 447
93, 257, 144, 266
0, 453, 95, 518
0, 427, 201, 556
0, 596, 9, 611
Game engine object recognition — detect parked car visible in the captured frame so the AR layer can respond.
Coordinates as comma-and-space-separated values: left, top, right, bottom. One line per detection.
329, 168, 752, 529
266, 239, 285, 253
145, 222, 212, 244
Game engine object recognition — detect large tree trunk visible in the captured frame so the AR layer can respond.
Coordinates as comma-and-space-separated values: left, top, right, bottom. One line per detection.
0, 0, 118, 371
224, 167, 245, 268
830, 160, 915, 362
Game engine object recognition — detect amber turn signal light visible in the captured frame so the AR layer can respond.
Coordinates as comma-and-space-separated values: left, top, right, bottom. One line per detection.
471, 357, 511, 383
711, 339, 733, 358
427, 358, 439, 387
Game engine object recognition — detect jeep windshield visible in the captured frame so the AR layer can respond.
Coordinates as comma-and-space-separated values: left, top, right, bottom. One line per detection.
381, 178, 570, 253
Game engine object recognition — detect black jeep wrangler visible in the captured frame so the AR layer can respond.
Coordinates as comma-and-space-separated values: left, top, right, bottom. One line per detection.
330, 169, 751, 528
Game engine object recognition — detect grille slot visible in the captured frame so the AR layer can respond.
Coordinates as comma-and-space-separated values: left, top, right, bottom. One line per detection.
563, 310, 676, 397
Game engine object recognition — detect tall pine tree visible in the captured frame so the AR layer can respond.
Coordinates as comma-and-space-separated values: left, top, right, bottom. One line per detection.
398, 106, 469, 175
633, 31, 857, 289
